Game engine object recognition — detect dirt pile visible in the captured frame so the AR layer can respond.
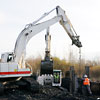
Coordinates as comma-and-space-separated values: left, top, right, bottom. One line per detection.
0, 79, 99, 100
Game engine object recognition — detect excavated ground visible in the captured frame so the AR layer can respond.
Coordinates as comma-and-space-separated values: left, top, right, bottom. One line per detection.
0, 79, 100, 100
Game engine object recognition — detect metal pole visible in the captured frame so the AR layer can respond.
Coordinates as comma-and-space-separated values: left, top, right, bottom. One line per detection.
79, 48, 81, 77
70, 66, 75, 94
85, 66, 90, 78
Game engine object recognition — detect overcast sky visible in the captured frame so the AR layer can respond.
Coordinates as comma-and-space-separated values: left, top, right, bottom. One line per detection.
0, 0, 100, 61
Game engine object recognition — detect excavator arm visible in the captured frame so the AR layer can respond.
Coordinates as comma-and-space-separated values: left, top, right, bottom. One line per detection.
14, 6, 82, 64
14, 16, 62, 62
56, 6, 82, 47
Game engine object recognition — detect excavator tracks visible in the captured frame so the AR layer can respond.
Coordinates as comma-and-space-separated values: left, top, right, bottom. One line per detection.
22, 77, 40, 93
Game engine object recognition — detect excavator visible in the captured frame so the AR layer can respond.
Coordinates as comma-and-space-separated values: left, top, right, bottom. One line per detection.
0, 6, 82, 92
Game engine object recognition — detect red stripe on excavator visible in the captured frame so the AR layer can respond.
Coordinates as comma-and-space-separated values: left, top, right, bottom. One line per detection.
0, 71, 31, 75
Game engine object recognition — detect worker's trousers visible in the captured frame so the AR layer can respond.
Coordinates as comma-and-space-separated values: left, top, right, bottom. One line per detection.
82, 85, 92, 96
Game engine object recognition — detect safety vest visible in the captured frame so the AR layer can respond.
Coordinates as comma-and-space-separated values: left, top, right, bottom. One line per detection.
83, 78, 90, 85
54, 74, 59, 79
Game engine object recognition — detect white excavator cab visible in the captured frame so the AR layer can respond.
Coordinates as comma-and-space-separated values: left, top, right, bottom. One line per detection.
1, 52, 14, 63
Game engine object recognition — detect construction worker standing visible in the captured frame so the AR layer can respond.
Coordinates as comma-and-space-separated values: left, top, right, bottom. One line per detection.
82, 74, 92, 96
53, 73, 60, 83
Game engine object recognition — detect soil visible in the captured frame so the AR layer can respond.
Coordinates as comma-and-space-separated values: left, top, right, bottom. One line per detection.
0, 79, 100, 100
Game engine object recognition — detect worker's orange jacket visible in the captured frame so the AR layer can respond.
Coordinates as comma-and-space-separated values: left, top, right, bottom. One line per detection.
83, 78, 90, 85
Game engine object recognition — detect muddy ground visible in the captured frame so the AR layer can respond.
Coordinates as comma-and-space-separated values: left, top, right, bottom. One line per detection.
0, 79, 100, 100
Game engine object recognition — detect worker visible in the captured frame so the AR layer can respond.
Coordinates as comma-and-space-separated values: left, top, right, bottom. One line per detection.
53, 73, 60, 83
82, 74, 92, 96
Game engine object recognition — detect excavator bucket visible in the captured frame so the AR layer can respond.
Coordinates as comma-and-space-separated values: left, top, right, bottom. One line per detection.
40, 60, 53, 75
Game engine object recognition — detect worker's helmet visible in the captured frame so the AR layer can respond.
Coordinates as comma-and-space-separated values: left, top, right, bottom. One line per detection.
84, 74, 87, 78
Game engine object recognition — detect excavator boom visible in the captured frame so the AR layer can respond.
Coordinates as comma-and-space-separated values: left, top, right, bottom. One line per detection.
14, 6, 82, 64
